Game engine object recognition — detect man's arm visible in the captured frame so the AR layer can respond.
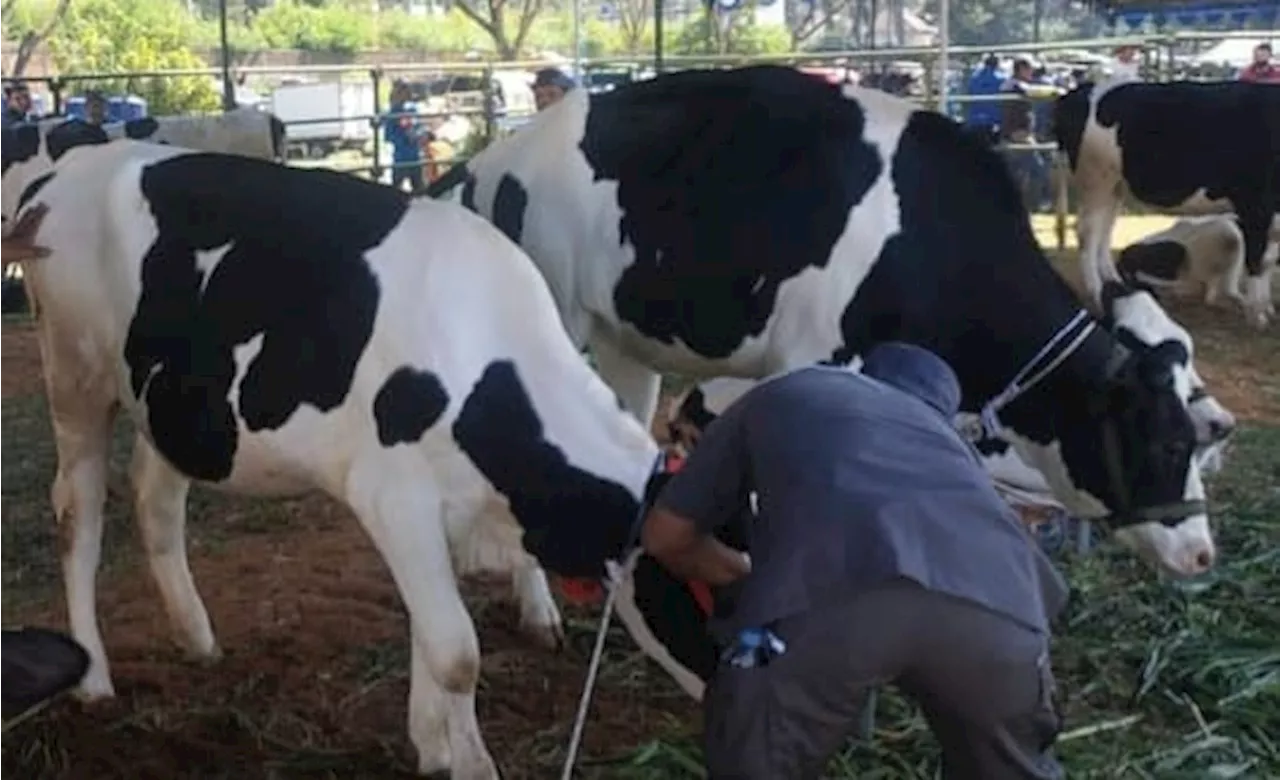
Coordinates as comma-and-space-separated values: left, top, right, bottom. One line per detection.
640, 401, 752, 586
641, 506, 750, 586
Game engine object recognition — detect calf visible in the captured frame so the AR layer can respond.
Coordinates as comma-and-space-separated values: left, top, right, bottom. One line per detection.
1054, 79, 1280, 327
1116, 215, 1279, 325
426, 65, 1220, 578
3, 122, 683, 778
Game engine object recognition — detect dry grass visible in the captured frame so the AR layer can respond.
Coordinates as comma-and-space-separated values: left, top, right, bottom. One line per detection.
2, 216, 1278, 779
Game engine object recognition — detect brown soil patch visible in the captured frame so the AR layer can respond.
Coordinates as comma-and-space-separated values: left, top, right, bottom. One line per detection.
3, 497, 694, 779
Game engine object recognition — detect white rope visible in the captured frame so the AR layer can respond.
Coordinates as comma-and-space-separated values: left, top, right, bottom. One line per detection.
559, 560, 625, 780
978, 310, 1097, 439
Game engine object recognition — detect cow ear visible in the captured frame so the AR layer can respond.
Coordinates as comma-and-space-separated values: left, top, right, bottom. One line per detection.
0, 622, 90, 706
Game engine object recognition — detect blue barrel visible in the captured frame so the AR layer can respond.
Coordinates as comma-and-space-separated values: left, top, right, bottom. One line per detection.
63, 95, 87, 119
109, 95, 147, 122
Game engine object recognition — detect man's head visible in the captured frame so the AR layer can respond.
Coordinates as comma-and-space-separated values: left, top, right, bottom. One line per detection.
390, 79, 411, 105
982, 54, 1000, 71
1012, 58, 1034, 81
1254, 43, 1273, 66
533, 68, 575, 112
6, 81, 31, 115
84, 91, 108, 125
861, 341, 962, 418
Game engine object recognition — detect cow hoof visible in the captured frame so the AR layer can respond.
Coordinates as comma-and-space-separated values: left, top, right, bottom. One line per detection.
73, 672, 116, 702
521, 619, 565, 652
184, 644, 223, 665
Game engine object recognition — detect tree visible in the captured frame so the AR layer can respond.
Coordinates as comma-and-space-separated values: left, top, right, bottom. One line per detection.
452, 0, 546, 59
2, 0, 73, 76
615, 0, 652, 53
787, 0, 849, 49
47, 0, 219, 114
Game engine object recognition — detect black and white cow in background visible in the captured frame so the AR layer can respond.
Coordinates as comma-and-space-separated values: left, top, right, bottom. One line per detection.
425, 65, 1225, 581
1, 109, 286, 228
107, 106, 287, 161
2, 122, 682, 778
1054, 79, 1279, 328
1116, 214, 1280, 322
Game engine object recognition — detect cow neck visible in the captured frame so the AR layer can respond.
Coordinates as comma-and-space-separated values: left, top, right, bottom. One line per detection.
951, 299, 1115, 439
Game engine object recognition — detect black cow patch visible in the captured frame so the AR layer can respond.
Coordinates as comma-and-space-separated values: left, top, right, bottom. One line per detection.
831, 107, 1104, 448
46, 120, 109, 161
124, 153, 408, 482
492, 173, 528, 245
373, 365, 449, 446
1117, 241, 1188, 282
579, 66, 883, 359
1, 124, 41, 174
124, 117, 160, 140
631, 555, 720, 681
451, 359, 639, 578
16, 172, 54, 213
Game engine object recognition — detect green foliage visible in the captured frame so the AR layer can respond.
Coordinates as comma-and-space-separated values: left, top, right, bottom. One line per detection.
253, 0, 377, 53
46, 0, 220, 114
671, 8, 791, 56
374, 9, 491, 53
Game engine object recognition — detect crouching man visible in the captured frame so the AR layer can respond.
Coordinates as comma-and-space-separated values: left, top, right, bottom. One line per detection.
640, 342, 1070, 779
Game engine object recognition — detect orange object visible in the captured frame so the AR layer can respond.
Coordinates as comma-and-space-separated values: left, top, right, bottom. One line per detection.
557, 576, 605, 605
553, 450, 716, 617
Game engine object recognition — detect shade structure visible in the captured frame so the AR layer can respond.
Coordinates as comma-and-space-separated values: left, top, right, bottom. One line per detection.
1085, 0, 1280, 29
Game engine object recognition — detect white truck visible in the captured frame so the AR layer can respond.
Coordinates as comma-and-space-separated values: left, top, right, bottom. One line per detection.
270, 80, 376, 159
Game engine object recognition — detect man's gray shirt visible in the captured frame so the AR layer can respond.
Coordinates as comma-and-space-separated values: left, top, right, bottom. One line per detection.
656, 366, 1069, 639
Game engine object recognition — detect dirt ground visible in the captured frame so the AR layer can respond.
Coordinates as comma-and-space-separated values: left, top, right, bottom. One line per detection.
2, 245, 1277, 778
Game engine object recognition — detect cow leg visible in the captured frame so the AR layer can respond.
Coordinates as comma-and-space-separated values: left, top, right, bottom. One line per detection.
130, 434, 219, 660
588, 335, 662, 429
49, 403, 117, 699
511, 562, 564, 650
1075, 186, 1123, 305
1237, 208, 1276, 328
347, 460, 498, 779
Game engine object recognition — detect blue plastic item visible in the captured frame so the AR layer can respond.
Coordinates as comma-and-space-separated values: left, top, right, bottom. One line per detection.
63, 94, 148, 122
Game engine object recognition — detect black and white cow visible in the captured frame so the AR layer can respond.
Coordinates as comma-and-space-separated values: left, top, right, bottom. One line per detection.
425, 65, 1221, 578
1054, 79, 1280, 327
1116, 214, 1280, 324
3, 122, 680, 777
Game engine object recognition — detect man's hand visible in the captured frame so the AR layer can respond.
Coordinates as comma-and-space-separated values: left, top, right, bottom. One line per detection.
641, 506, 751, 587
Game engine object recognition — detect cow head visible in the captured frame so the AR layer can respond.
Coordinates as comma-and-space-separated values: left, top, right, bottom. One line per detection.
0, 627, 90, 712
1001, 290, 1221, 577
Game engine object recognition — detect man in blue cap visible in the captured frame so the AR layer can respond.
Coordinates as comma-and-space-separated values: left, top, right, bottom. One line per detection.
641, 341, 1069, 779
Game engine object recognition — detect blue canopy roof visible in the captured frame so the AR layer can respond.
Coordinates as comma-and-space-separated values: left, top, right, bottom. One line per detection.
1100, 1, 1280, 29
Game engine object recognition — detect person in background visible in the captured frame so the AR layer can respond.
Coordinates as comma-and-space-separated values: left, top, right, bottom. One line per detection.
641, 342, 1068, 780
383, 79, 425, 194
84, 90, 109, 125
1239, 42, 1280, 83
1111, 44, 1142, 81
3, 81, 34, 127
965, 55, 1006, 146
532, 67, 576, 112
1001, 58, 1051, 212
